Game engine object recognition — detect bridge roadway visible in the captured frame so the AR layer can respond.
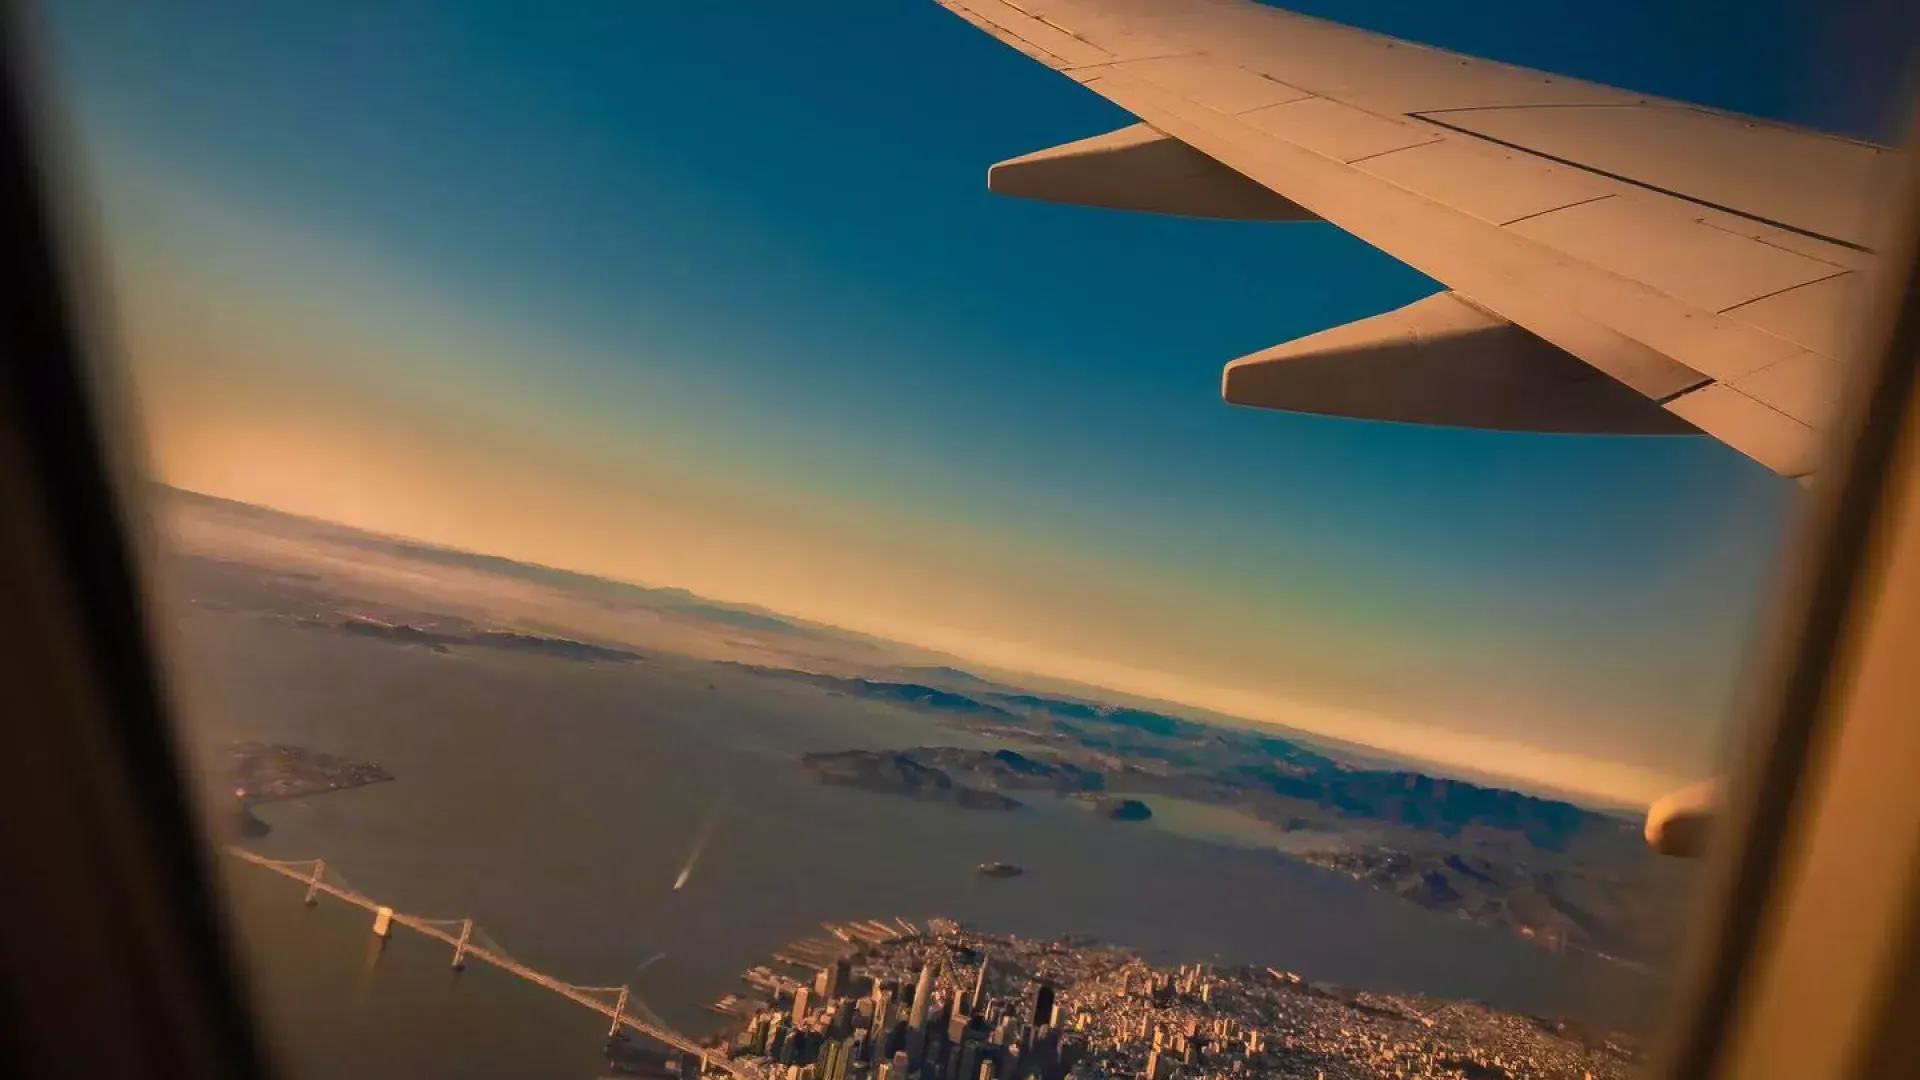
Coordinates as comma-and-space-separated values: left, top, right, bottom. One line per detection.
226, 847, 751, 1077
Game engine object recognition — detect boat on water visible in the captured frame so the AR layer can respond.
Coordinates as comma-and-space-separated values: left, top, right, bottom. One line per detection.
975, 860, 1024, 879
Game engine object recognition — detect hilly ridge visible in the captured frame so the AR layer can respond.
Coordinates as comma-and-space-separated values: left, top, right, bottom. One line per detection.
741, 664, 1692, 965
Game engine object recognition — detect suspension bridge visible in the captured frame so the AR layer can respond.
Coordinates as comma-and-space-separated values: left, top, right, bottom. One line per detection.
225, 846, 750, 1077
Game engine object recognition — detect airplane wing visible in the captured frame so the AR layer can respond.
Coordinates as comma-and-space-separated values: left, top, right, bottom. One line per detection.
936, 0, 1906, 478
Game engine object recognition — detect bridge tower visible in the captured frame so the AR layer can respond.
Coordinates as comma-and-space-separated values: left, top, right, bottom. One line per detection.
609, 985, 629, 1039
451, 919, 472, 971
303, 859, 325, 906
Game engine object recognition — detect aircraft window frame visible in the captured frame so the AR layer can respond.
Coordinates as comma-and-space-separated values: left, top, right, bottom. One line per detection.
1657, 101, 1920, 1080
1, 6, 1918, 1080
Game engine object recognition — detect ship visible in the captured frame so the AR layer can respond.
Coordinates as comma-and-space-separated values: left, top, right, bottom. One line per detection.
975, 860, 1024, 879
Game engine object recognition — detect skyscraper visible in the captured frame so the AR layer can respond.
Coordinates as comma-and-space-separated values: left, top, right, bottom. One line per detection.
871, 1002, 895, 1060
818, 959, 848, 1001
908, 961, 938, 1030
831, 998, 856, 1038
970, 956, 990, 1016
1031, 985, 1054, 1029
793, 987, 811, 1024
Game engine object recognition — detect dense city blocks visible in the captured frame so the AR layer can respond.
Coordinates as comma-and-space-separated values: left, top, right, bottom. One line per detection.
712, 921, 1636, 1080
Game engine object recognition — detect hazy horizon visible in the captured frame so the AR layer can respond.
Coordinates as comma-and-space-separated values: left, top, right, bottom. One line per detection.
157, 482, 1699, 808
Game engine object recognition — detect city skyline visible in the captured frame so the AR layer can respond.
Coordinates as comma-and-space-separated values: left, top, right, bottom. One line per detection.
714, 917, 1638, 1080
43, 0, 1910, 804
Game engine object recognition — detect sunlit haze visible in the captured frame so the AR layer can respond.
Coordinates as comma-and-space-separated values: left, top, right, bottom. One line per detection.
48, 0, 1892, 807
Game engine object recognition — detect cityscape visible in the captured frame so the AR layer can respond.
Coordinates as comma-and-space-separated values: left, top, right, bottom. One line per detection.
708, 920, 1637, 1080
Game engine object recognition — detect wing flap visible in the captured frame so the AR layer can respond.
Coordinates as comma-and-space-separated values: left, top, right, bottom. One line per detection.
1419, 104, 1893, 250
1503, 196, 1848, 318
1241, 96, 1442, 163
1665, 384, 1821, 478
1723, 272, 1868, 359
1356, 138, 1616, 227
1728, 350, 1849, 431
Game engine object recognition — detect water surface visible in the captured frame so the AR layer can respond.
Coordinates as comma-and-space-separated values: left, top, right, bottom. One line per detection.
181, 606, 1668, 1056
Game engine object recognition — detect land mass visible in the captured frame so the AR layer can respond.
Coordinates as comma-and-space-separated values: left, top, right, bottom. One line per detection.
329, 617, 643, 663
801, 749, 1023, 811
217, 741, 393, 840
161, 491, 1690, 971
1080, 795, 1153, 821
712, 916, 1641, 1079
735, 666, 1693, 968
224, 741, 393, 803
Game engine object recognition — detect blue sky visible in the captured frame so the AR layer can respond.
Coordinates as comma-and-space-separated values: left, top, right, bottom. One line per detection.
39, 0, 1916, 801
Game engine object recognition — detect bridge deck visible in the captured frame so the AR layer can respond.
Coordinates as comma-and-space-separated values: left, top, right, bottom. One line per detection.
225, 847, 745, 1076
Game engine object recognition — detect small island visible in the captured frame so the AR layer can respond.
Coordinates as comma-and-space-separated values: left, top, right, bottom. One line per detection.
1084, 796, 1153, 821
218, 741, 392, 841
975, 861, 1025, 879
224, 741, 393, 803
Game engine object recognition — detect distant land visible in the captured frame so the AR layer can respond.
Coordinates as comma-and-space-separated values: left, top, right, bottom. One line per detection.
328, 616, 643, 663
161, 485, 882, 650
160, 487, 1694, 967
729, 667, 1693, 967
160, 484, 1657, 810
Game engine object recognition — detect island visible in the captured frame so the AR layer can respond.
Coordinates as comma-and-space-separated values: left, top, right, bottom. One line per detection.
975, 861, 1025, 879
801, 750, 1022, 811
223, 741, 393, 802
1077, 795, 1153, 821
215, 741, 392, 841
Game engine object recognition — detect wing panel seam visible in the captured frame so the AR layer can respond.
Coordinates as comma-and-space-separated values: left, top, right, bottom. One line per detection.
1718, 269, 1854, 317
1409, 112, 1877, 254
1496, 192, 1616, 228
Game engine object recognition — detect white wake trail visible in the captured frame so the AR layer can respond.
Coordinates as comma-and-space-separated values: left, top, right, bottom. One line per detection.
672, 790, 729, 892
